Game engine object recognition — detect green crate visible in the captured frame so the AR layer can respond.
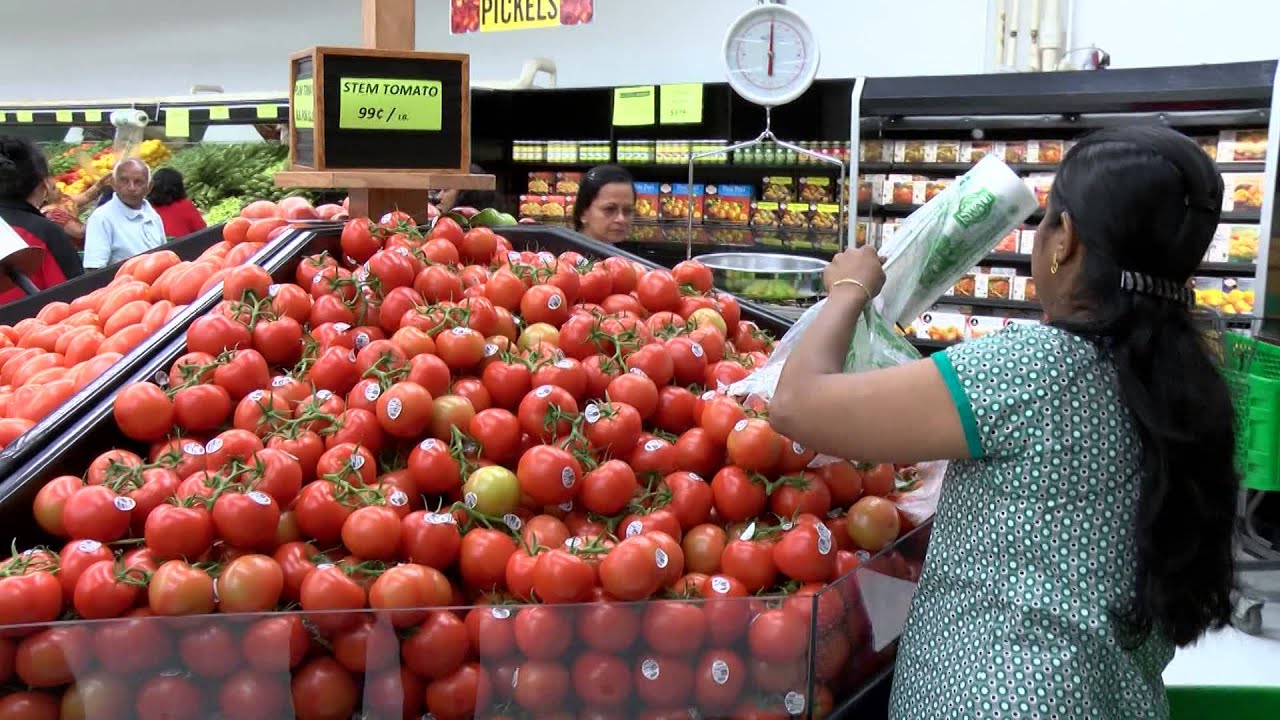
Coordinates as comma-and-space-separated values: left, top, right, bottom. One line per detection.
1169, 685, 1280, 720
1222, 334, 1280, 491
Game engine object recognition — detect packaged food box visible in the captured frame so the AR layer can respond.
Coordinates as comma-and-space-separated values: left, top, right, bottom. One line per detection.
916, 311, 968, 342
577, 140, 611, 164
924, 179, 951, 203
975, 272, 1014, 299
1012, 276, 1038, 301
934, 141, 961, 163
1195, 277, 1256, 316
1217, 129, 1267, 162
1004, 141, 1029, 163
1194, 136, 1219, 160
779, 203, 810, 230
512, 140, 547, 162
950, 272, 976, 297
1222, 173, 1264, 211
859, 139, 894, 163
1028, 140, 1065, 164
546, 140, 580, 164
961, 141, 1004, 163
527, 171, 554, 194
894, 141, 932, 164
761, 176, 794, 202
555, 172, 583, 194
627, 224, 663, 242
633, 182, 661, 221
856, 178, 876, 205
809, 203, 840, 233
1018, 229, 1037, 255
539, 194, 569, 221
565, 195, 576, 219
797, 176, 833, 203
704, 184, 752, 225
707, 227, 754, 246
1003, 316, 1042, 330
880, 219, 904, 245
659, 183, 705, 222
993, 228, 1020, 254
749, 201, 781, 229
967, 315, 1005, 340
815, 235, 842, 253
1025, 174, 1054, 208
617, 140, 656, 165
886, 176, 921, 206
518, 194, 544, 219
755, 228, 785, 246
1215, 224, 1260, 262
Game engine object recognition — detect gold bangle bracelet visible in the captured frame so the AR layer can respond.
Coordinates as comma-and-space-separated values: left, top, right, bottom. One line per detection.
830, 278, 870, 299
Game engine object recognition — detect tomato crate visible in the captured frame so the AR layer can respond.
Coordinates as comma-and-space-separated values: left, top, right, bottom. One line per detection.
0, 524, 927, 719
0, 227, 302, 489
0, 221, 926, 718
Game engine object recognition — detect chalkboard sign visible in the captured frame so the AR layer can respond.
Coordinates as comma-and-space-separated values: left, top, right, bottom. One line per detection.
288, 47, 470, 173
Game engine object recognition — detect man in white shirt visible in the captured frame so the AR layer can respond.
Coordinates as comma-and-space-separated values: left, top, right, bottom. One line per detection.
83, 158, 165, 270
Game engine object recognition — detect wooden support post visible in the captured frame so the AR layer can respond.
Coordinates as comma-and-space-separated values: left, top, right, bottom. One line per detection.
362, 0, 415, 51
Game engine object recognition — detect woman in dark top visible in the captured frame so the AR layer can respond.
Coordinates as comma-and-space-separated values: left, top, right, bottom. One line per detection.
572, 165, 635, 244
148, 168, 207, 238
0, 135, 83, 304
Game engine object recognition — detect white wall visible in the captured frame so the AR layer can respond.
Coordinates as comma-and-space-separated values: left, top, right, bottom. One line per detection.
0, 0, 1276, 102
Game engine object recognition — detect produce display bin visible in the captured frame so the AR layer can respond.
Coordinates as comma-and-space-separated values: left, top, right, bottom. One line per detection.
0, 221, 929, 717
1168, 685, 1280, 720
0, 224, 228, 326
0, 228, 305, 499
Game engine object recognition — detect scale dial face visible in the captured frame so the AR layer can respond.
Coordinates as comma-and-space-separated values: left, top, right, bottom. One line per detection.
722, 4, 820, 108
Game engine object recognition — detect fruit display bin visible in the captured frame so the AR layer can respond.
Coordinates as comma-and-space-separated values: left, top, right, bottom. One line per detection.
0, 223, 930, 717
0, 227, 299, 484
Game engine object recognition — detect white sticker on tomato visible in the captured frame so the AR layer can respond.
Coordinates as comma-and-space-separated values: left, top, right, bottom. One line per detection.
625, 520, 643, 538
464, 492, 478, 508
350, 453, 365, 470
153, 371, 168, 386
701, 390, 716, 401
641, 658, 660, 680
780, 518, 794, 531
733, 419, 748, 433
654, 547, 669, 569
507, 251, 521, 263
554, 358, 573, 369
211, 577, 219, 603
564, 536, 583, 550
248, 389, 265, 402
426, 512, 452, 525
534, 385, 553, 399
547, 293, 563, 310
462, 439, 479, 455
311, 273, 323, 285
490, 606, 511, 619
538, 251, 555, 263
113, 496, 136, 512
711, 659, 729, 685
503, 513, 522, 531
315, 389, 333, 400
205, 437, 224, 454
419, 438, 439, 452
354, 332, 371, 350
690, 342, 704, 358
688, 472, 704, 483
511, 667, 520, 688
347, 349, 357, 362
333, 323, 352, 333
784, 691, 806, 715
247, 491, 272, 506
182, 442, 205, 456
451, 326, 470, 337
344, 255, 358, 266
386, 397, 402, 420
271, 375, 290, 388
560, 467, 576, 488
584, 403, 601, 424
739, 521, 757, 541
316, 562, 335, 571
816, 523, 833, 555
557, 500, 574, 512
388, 490, 409, 507
483, 343, 499, 358
395, 246, 410, 256
628, 367, 647, 377
643, 439, 664, 452
361, 382, 382, 406
710, 575, 731, 594
77, 539, 102, 553
267, 283, 281, 297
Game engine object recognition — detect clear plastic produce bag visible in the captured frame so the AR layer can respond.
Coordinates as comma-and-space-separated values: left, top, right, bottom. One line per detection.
729, 156, 1038, 464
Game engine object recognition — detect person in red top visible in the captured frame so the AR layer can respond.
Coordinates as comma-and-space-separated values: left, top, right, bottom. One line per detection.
147, 168, 206, 239
0, 135, 83, 305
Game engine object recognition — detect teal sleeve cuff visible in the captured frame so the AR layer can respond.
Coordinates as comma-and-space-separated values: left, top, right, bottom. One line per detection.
931, 350, 984, 460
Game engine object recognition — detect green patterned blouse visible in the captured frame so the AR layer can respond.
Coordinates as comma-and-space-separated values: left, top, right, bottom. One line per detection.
889, 324, 1173, 719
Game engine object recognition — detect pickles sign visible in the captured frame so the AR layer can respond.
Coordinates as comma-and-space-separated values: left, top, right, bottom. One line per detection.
338, 78, 443, 132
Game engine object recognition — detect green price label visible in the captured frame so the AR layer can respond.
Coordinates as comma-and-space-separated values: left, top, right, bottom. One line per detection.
292, 78, 314, 130
339, 77, 442, 132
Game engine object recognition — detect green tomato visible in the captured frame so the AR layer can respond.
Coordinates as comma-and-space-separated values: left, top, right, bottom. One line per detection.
462, 466, 521, 517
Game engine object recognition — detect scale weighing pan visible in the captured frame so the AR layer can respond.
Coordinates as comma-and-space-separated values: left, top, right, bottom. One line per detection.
695, 252, 827, 302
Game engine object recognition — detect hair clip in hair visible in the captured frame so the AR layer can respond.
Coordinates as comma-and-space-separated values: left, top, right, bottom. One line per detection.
1120, 270, 1194, 308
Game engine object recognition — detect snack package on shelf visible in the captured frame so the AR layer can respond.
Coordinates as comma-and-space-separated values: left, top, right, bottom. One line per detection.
704, 184, 752, 225
798, 176, 834, 203
809, 203, 841, 233
1195, 277, 1256, 316
1222, 173, 1264, 211
1217, 129, 1267, 162
729, 156, 1037, 466
633, 182, 660, 221
554, 171, 582, 194
1011, 276, 1039, 301
761, 176, 794, 202
749, 201, 781, 229
1214, 223, 1260, 262
1018, 228, 1037, 254
993, 228, 1020, 254
527, 171, 554, 194
778, 202, 809, 230
860, 139, 895, 162
960, 141, 1004, 163
658, 183, 705, 222
915, 310, 968, 342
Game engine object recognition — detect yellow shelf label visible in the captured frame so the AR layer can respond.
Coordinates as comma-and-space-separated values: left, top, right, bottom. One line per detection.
84, 109, 103, 122
660, 83, 704, 125
165, 108, 190, 138
55, 110, 73, 123
292, 78, 315, 129
256, 105, 279, 120
16, 111, 33, 123
338, 77, 442, 132
478, 0, 561, 31
613, 85, 656, 127
208, 106, 230, 120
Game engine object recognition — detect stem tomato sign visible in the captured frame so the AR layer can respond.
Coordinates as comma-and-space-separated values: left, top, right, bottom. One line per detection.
450, 0, 594, 34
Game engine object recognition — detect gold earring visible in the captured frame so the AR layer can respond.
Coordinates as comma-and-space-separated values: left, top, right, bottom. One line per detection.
1050, 253, 1060, 274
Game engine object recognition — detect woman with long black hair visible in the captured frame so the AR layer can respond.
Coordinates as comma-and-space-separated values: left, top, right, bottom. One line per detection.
768, 126, 1237, 719
0, 135, 83, 304
571, 164, 635, 244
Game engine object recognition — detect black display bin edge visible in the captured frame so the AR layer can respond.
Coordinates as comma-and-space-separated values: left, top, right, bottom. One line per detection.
0, 227, 312, 502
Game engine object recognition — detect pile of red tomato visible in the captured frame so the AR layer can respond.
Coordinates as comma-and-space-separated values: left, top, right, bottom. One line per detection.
0, 212, 921, 720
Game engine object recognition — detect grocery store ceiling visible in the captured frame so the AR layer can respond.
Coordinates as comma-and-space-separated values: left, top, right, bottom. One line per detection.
0, 0, 1277, 102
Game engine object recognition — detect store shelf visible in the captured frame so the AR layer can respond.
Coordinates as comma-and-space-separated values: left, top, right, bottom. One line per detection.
908, 337, 958, 351
1200, 262, 1259, 276
1222, 210, 1265, 223
934, 295, 1041, 312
